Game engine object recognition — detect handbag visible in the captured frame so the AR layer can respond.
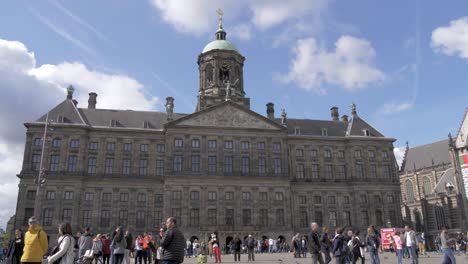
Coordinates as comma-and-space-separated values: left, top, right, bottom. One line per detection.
84, 249, 94, 259
50, 235, 68, 264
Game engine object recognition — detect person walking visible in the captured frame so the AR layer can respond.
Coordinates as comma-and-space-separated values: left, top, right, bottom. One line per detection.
402, 225, 418, 264
102, 234, 111, 264
211, 233, 221, 263
124, 231, 133, 264
134, 235, 146, 264
47, 223, 75, 264
160, 217, 185, 264
310, 222, 324, 264
5, 229, 24, 264
21, 216, 48, 264
350, 231, 365, 264
246, 234, 256, 262
78, 227, 93, 260
417, 233, 425, 255
440, 226, 456, 264
92, 234, 103, 264
393, 231, 403, 264
365, 227, 380, 264
332, 227, 346, 264
320, 227, 332, 264
232, 235, 242, 262
111, 227, 127, 264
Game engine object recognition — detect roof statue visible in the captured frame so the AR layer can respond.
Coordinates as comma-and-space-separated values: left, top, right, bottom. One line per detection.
66, 85, 74, 100
224, 79, 238, 101
216, 8, 224, 29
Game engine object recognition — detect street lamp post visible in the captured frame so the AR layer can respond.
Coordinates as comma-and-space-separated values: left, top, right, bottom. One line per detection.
33, 112, 51, 219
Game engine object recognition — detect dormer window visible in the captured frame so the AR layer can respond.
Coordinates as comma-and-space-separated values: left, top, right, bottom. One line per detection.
364, 129, 370, 136
294, 127, 301, 135
321, 128, 328, 137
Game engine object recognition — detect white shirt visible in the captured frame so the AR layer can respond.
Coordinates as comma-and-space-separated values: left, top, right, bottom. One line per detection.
406, 232, 412, 247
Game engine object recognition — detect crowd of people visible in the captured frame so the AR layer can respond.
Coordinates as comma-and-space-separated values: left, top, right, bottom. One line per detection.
1, 216, 465, 264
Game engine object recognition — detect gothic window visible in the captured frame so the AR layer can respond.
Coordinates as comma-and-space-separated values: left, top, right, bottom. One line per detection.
422, 176, 432, 195
205, 64, 214, 84
405, 180, 415, 203
219, 64, 230, 82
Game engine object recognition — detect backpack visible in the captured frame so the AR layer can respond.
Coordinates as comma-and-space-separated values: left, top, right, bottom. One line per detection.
341, 239, 350, 256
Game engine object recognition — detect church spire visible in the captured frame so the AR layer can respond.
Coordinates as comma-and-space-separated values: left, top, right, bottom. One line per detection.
215, 8, 226, 40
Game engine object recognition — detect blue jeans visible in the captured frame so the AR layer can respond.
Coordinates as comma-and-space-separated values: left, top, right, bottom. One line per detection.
161, 261, 179, 264
441, 248, 456, 264
369, 250, 380, 264
407, 246, 418, 264
397, 249, 403, 264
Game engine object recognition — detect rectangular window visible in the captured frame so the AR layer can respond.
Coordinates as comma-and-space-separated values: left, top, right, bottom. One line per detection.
62, 208, 72, 223
84, 192, 94, 201
369, 164, 376, 178
173, 155, 183, 172
225, 191, 234, 200
208, 191, 217, 201
382, 151, 388, 159
140, 144, 148, 152
67, 155, 77, 172
42, 208, 53, 226
224, 156, 233, 173
361, 210, 369, 226
101, 210, 110, 227
83, 210, 92, 227
190, 191, 199, 200
189, 209, 199, 226
356, 163, 364, 178
171, 208, 181, 225
208, 140, 217, 149
311, 149, 318, 158
314, 195, 322, 204
87, 157, 97, 174
258, 157, 266, 175
156, 160, 164, 176
174, 138, 183, 148
243, 209, 252, 226
31, 154, 41, 171
311, 164, 319, 178
369, 150, 375, 159
225, 209, 234, 225
105, 158, 114, 175
137, 193, 147, 203
354, 150, 361, 158
52, 138, 61, 148
156, 144, 165, 153
389, 210, 397, 226
296, 149, 304, 157
191, 155, 200, 172
300, 208, 308, 227
259, 192, 268, 201
329, 211, 337, 227
257, 142, 265, 150
208, 209, 218, 226
123, 143, 132, 152
191, 139, 200, 148
383, 165, 390, 178
315, 211, 323, 226
276, 209, 285, 226
69, 139, 80, 148
273, 143, 281, 151
259, 209, 268, 227
224, 140, 233, 149
324, 149, 332, 158
241, 141, 250, 150
106, 142, 115, 152
120, 193, 129, 202
387, 194, 394, 203
139, 159, 148, 176
136, 211, 145, 226
33, 137, 43, 146
26, 190, 36, 200
338, 150, 345, 159
154, 211, 162, 227
122, 159, 131, 175
343, 196, 350, 204
50, 155, 60, 172
343, 211, 351, 226
241, 157, 250, 174
337, 165, 346, 179
296, 164, 304, 179
102, 192, 112, 202
324, 164, 333, 179
360, 194, 368, 204
274, 158, 282, 175
208, 156, 217, 174
64, 191, 74, 200
46, 191, 55, 200
328, 196, 336, 204
299, 195, 307, 204
172, 191, 182, 200
156, 194, 164, 202
88, 142, 98, 150
275, 192, 284, 201
242, 192, 251, 201
119, 210, 128, 227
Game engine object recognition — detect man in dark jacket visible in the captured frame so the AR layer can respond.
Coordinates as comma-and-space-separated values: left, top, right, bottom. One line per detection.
160, 217, 185, 264
332, 227, 346, 264
309, 222, 324, 264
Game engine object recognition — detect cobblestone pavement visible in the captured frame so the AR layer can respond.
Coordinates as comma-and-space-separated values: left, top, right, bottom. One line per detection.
180, 252, 468, 264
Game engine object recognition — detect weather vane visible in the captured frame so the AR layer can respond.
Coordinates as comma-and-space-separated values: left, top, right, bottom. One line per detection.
216, 8, 224, 29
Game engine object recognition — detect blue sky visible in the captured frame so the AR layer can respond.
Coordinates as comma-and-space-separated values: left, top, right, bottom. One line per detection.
1, 0, 468, 228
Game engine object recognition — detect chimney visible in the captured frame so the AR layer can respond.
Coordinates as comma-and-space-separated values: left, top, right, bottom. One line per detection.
341, 115, 349, 122
266, 102, 275, 119
88, 92, 97, 109
330, 106, 339, 121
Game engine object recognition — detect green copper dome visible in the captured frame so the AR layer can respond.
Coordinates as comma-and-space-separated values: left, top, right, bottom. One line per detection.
202, 39, 239, 53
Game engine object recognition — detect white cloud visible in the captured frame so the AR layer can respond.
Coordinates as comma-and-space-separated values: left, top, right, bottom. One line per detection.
431, 17, 468, 59
394, 146, 406, 168
0, 38, 157, 228
230, 23, 252, 41
277, 36, 385, 94
379, 102, 413, 115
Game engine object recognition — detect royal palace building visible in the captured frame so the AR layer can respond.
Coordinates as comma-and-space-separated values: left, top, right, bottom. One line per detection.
14, 19, 402, 242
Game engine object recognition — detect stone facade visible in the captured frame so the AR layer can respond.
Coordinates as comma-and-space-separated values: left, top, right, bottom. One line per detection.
13, 24, 402, 243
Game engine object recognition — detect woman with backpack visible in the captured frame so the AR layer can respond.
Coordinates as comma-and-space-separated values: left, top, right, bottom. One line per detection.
365, 227, 380, 264
47, 223, 76, 264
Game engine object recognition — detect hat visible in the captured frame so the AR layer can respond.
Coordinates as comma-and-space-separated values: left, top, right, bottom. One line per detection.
28, 216, 38, 225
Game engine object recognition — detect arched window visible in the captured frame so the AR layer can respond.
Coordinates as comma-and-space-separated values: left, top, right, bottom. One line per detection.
205, 64, 213, 84
422, 176, 432, 195
219, 64, 229, 81
405, 180, 415, 203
